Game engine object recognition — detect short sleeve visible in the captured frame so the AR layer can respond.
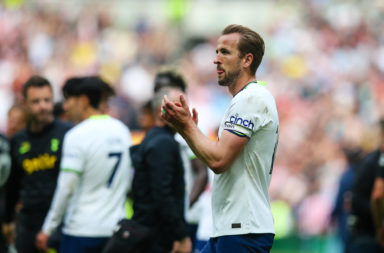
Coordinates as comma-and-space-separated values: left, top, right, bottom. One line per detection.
60, 133, 83, 174
223, 92, 267, 138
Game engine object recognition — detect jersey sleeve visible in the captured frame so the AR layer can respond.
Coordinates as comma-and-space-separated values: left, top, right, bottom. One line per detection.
0, 135, 11, 187
60, 133, 83, 174
223, 92, 269, 138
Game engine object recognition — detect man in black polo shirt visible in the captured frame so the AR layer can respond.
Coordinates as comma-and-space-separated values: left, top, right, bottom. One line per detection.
2, 76, 71, 253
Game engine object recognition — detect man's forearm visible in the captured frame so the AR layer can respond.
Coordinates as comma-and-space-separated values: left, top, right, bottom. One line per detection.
42, 171, 78, 235
179, 124, 225, 173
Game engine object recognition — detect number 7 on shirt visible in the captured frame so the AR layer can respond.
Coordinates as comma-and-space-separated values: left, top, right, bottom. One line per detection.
107, 152, 122, 188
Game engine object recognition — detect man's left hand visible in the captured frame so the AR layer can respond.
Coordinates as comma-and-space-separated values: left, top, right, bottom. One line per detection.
35, 231, 49, 251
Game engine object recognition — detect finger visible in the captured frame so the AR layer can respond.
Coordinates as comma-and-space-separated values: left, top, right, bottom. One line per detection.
179, 95, 189, 111
163, 95, 176, 111
192, 108, 198, 125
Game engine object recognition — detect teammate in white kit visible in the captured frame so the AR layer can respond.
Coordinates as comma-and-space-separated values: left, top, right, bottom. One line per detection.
36, 77, 132, 253
162, 24, 279, 253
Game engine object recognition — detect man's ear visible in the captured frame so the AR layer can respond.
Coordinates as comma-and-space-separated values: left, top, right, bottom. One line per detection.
242, 53, 253, 69
79, 94, 90, 108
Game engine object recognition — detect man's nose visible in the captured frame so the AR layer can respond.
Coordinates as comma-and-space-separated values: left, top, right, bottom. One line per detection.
214, 56, 221, 65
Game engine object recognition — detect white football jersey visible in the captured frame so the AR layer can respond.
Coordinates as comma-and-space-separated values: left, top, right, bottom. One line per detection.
212, 82, 279, 237
60, 115, 132, 237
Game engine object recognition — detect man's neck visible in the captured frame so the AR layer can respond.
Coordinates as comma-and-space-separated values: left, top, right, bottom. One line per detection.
82, 107, 102, 121
228, 74, 256, 97
155, 118, 166, 127
29, 117, 54, 133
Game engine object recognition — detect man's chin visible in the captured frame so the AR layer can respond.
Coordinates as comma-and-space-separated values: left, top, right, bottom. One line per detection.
218, 79, 230, 87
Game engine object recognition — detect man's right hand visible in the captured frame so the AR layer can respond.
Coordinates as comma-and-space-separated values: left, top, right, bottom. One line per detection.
2, 223, 15, 245
171, 236, 192, 253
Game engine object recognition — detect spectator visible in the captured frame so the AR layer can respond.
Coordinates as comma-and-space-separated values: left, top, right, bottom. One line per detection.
330, 145, 362, 253
349, 119, 384, 253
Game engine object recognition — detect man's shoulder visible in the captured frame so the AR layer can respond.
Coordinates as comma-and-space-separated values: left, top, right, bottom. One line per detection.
354, 150, 380, 178
144, 127, 176, 148
362, 150, 380, 164
11, 129, 28, 142
234, 84, 271, 105
52, 119, 73, 136
55, 119, 73, 128
0, 133, 9, 152
65, 122, 88, 139
0, 133, 8, 144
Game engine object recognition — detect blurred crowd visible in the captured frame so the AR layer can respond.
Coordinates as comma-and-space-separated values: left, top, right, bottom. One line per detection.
1, 0, 384, 248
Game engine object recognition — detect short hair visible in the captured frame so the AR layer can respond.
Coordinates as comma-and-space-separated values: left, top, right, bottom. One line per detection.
99, 78, 115, 100
153, 66, 187, 92
22, 75, 52, 98
62, 76, 104, 109
222, 24, 265, 75
53, 102, 65, 118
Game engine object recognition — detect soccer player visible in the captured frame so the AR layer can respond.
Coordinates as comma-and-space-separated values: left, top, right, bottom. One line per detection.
161, 24, 279, 252
3, 76, 72, 253
35, 77, 132, 253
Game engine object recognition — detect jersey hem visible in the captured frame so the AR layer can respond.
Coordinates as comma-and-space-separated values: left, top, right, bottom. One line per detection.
212, 229, 275, 238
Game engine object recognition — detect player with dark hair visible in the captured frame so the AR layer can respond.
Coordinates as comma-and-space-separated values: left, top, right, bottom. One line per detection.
162, 24, 278, 253
3, 75, 71, 253
36, 76, 132, 253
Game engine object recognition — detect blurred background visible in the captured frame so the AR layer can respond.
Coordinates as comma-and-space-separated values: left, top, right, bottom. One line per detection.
1, 0, 384, 252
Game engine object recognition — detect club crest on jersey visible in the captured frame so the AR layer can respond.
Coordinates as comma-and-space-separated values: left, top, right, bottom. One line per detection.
225, 113, 254, 130
51, 138, 59, 152
19, 142, 30, 154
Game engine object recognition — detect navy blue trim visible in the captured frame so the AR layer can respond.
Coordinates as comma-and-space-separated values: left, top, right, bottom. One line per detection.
225, 129, 250, 139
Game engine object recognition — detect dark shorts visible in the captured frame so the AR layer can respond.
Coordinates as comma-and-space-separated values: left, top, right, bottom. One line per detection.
60, 234, 109, 253
201, 233, 274, 253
